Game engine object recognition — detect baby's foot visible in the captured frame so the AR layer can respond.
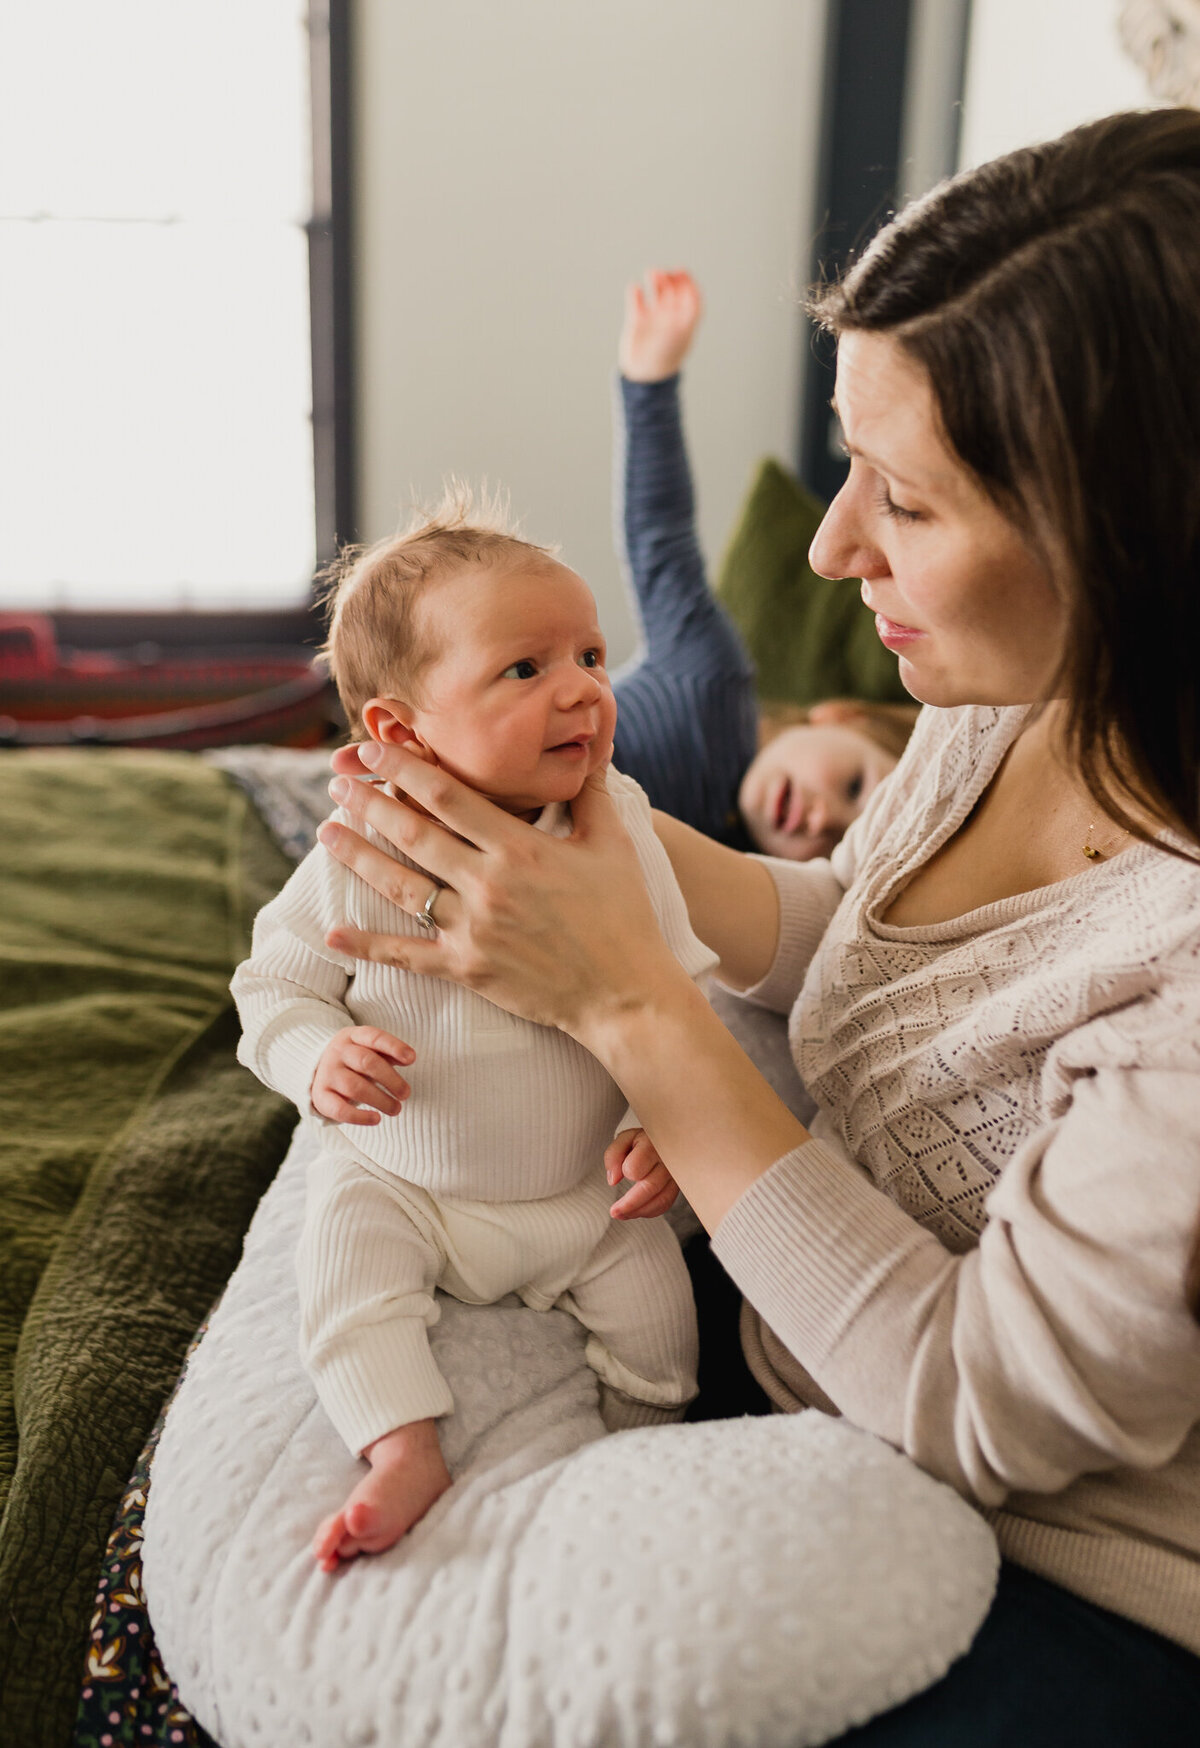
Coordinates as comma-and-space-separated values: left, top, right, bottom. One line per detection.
313, 1417, 452, 1572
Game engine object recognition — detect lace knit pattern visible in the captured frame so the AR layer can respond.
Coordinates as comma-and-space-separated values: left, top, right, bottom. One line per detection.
793, 704, 1200, 1254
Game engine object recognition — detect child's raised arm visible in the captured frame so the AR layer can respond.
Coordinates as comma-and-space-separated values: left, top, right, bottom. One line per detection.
610, 270, 759, 845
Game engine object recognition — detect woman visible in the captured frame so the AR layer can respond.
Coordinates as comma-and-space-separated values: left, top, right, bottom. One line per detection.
318, 110, 1200, 1741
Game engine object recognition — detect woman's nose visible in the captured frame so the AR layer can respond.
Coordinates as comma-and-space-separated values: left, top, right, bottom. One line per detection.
809, 478, 887, 583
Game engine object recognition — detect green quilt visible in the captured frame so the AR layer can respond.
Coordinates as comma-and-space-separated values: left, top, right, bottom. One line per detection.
0, 752, 297, 1746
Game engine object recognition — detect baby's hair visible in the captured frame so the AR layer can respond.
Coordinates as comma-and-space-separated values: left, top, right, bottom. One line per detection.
757, 698, 919, 763
318, 482, 557, 736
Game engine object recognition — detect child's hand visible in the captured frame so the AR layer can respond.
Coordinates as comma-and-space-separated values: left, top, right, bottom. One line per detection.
310, 1025, 415, 1125
619, 270, 703, 383
605, 1127, 680, 1219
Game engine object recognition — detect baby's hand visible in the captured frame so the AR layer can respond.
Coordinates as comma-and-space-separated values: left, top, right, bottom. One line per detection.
619, 270, 703, 382
310, 1025, 414, 1125
605, 1127, 679, 1219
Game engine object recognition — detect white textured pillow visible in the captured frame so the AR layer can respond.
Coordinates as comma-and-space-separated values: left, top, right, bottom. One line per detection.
143, 1127, 997, 1748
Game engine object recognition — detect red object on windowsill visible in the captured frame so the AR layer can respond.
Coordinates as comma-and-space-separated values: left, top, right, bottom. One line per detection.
0, 613, 339, 750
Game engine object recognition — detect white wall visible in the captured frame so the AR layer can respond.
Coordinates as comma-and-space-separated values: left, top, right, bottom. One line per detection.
959, 0, 1155, 171
352, 0, 826, 665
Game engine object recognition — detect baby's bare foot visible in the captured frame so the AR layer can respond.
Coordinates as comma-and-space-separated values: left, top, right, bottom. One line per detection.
313, 1418, 452, 1572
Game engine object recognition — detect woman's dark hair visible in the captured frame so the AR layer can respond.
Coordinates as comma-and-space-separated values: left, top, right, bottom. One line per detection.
810, 107, 1200, 857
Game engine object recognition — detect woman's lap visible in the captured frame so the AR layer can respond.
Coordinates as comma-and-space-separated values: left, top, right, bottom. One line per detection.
833, 1561, 1200, 1747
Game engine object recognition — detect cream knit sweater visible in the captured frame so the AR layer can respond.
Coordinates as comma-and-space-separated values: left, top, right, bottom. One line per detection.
713, 702, 1200, 1654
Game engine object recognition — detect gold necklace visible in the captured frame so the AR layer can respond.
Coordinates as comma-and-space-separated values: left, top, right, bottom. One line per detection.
1082, 822, 1130, 862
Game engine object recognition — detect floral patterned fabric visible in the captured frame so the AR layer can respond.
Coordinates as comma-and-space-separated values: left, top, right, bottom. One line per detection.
74, 1335, 218, 1748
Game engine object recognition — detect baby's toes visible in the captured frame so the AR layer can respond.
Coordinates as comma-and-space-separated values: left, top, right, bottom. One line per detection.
344, 1499, 378, 1541
313, 1510, 350, 1570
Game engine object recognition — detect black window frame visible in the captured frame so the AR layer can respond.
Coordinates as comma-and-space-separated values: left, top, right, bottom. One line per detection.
799, 0, 972, 505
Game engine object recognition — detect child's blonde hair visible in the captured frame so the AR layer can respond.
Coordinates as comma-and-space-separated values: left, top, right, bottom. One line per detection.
319, 484, 556, 736
757, 698, 919, 763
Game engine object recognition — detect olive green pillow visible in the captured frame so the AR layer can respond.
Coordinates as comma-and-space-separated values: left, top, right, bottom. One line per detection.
715, 457, 911, 708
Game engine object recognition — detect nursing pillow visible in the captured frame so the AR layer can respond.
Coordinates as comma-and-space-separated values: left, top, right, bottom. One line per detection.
143, 1117, 997, 1748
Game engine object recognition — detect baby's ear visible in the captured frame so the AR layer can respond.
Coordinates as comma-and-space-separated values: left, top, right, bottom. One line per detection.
360, 697, 440, 766
361, 696, 417, 746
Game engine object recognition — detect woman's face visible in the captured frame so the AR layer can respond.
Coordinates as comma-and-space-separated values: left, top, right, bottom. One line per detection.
809, 332, 1066, 708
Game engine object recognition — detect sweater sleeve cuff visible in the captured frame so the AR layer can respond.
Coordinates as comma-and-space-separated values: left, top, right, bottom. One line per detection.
253, 1007, 351, 1115
619, 373, 681, 413
711, 1138, 924, 1373
725, 856, 844, 1014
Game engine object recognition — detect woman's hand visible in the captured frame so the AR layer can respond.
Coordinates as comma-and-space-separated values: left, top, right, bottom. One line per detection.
317, 743, 687, 1042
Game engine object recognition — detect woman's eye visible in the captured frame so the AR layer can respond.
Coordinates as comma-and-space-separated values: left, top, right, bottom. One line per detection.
876, 482, 919, 524
502, 659, 538, 680
578, 649, 600, 669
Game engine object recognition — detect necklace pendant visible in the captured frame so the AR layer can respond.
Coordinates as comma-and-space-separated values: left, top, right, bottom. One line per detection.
1082, 842, 1103, 861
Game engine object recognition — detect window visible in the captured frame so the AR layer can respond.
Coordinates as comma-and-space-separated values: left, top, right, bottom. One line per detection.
0, 3, 322, 613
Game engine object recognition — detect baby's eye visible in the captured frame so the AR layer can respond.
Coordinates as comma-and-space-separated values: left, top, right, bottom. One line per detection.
845, 773, 864, 803
502, 659, 539, 680
578, 649, 600, 669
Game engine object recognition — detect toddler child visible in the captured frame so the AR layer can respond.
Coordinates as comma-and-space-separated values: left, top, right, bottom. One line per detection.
232, 503, 715, 1571
610, 269, 917, 860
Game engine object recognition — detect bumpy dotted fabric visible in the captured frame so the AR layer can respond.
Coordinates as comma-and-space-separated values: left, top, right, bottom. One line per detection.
142, 1130, 998, 1748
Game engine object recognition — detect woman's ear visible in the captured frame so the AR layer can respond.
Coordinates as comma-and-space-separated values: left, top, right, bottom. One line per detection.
361, 696, 419, 747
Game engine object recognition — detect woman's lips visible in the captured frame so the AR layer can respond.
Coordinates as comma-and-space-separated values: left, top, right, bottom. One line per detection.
874, 612, 925, 649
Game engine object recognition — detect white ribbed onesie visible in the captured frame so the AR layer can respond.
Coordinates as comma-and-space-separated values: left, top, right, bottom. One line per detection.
233, 767, 717, 1453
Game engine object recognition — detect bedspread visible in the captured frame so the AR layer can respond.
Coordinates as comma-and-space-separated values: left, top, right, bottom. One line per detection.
0, 751, 297, 1746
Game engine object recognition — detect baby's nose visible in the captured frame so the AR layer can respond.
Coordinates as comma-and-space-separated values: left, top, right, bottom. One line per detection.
562, 664, 601, 704
805, 793, 829, 834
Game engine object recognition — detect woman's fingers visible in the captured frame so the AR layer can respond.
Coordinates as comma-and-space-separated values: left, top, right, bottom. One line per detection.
335, 746, 523, 854
321, 742, 679, 1039
320, 793, 476, 898
317, 820, 466, 934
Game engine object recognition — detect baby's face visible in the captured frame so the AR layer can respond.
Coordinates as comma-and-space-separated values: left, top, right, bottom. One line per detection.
737, 721, 897, 860
404, 561, 617, 815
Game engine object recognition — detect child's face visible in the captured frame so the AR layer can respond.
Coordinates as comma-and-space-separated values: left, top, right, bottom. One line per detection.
399, 561, 617, 816
737, 721, 897, 860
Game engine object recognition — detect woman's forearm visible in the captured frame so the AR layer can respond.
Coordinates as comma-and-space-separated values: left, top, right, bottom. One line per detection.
579, 970, 811, 1232
651, 810, 780, 989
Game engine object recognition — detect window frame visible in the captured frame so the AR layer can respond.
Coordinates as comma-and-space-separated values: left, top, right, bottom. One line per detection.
45, 0, 355, 657
798, 0, 972, 505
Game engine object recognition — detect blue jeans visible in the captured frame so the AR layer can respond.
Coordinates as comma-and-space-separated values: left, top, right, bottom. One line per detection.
831, 1561, 1200, 1746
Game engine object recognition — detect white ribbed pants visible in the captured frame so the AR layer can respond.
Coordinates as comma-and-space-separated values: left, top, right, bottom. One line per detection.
297, 1150, 699, 1453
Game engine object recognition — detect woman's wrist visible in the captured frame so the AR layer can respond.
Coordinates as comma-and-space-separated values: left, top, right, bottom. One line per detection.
579, 972, 811, 1233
